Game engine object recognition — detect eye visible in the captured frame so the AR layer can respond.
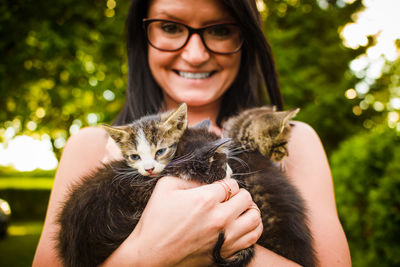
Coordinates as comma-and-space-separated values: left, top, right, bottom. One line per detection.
156, 148, 167, 156
160, 22, 184, 35
129, 154, 140, 161
207, 25, 233, 38
271, 141, 288, 149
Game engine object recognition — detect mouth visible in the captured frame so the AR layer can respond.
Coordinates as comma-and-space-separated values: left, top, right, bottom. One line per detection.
142, 172, 158, 178
175, 70, 216, 80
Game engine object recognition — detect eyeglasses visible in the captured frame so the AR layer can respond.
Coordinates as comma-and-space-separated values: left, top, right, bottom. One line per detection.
143, 19, 244, 55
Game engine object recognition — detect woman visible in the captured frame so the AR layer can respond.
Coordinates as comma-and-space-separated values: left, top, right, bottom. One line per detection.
33, 0, 351, 266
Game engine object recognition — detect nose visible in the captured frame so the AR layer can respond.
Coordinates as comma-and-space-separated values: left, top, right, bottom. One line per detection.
181, 34, 211, 66
145, 167, 155, 173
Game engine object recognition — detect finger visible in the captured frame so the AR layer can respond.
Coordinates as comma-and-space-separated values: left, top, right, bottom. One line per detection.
211, 178, 240, 203
221, 213, 263, 258
220, 189, 254, 220
224, 203, 262, 242
186, 178, 239, 203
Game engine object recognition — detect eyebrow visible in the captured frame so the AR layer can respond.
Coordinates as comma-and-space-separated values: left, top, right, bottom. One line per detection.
150, 10, 235, 26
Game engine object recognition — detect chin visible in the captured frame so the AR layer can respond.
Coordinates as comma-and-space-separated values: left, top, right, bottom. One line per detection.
176, 94, 220, 107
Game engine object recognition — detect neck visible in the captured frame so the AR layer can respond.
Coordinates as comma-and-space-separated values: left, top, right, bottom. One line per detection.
163, 96, 222, 135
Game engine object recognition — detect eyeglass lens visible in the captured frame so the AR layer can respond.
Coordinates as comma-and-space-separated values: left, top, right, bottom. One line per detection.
146, 20, 243, 54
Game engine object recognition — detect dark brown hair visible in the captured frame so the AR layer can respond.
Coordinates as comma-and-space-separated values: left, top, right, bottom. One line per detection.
114, 0, 283, 126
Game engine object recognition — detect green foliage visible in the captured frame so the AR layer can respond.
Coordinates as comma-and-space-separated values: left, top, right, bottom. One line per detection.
0, 0, 129, 151
264, 0, 366, 154
331, 125, 400, 266
360, 56, 400, 129
0, 0, 368, 156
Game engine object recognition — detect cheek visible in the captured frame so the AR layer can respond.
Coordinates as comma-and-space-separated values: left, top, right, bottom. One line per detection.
128, 161, 141, 171
148, 47, 175, 74
154, 162, 166, 173
218, 52, 241, 81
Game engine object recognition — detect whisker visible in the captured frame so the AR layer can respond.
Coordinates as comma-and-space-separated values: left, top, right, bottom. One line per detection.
232, 169, 263, 176
228, 156, 249, 170
167, 151, 196, 166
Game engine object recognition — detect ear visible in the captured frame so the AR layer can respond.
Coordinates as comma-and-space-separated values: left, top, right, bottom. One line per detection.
275, 108, 299, 130
162, 103, 188, 133
282, 108, 300, 126
192, 119, 211, 130
101, 124, 130, 144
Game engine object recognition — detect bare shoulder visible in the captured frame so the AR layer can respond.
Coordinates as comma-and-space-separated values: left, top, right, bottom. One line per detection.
285, 121, 352, 266
288, 121, 325, 158
285, 120, 334, 212
285, 121, 330, 177
55, 126, 111, 195
63, 126, 109, 158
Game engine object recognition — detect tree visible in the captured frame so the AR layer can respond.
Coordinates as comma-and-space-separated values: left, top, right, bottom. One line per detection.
0, 0, 128, 155
0, 0, 367, 156
263, 0, 365, 153
331, 125, 400, 266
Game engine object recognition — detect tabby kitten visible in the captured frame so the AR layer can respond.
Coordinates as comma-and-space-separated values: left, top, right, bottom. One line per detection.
215, 106, 316, 267
223, 106, 299, 162
57, 103, 189, 267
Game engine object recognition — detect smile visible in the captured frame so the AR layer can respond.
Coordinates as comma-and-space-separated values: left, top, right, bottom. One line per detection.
177, 71, 213, 79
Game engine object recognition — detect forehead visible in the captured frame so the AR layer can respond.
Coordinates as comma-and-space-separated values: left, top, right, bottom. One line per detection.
147, 0, 236, 27
130, 120, 164, 145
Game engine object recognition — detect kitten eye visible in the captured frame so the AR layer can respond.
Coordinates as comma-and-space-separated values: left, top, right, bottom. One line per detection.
271, 141, 287, 149
129, 154, 140, 161
155, 148, 167, 156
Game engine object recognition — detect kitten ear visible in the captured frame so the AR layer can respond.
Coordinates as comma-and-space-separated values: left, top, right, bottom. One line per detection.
101, 124, 130, 144
193, 119, 211, 130
275, 108, 300, 130
282, 108, 300, 126
162, 103, 188, 133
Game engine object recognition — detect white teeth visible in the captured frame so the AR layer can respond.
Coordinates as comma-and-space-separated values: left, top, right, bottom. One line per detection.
178, 71, 212, 79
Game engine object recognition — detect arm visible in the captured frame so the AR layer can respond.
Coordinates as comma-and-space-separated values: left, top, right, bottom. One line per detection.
249, 121, 351, 266
33, 127, 110, 267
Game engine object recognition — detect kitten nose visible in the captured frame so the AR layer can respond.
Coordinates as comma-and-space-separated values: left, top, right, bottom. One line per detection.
145, 167, 155, 173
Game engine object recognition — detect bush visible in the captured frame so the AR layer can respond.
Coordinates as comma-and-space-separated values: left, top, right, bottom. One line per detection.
331, 126, 400, 266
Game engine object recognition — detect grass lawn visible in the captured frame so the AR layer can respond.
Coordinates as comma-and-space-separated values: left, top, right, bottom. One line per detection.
0, 177, 54, 190
0, 221, 43, 267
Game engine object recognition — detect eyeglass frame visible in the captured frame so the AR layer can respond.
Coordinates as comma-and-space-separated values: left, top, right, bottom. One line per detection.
142, 18, 244, 55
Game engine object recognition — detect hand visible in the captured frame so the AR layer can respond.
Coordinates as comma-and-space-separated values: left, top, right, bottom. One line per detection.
120, 176, 262, 266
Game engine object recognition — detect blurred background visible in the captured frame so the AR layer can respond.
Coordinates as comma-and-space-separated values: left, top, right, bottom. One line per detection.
0, 0, 399, 266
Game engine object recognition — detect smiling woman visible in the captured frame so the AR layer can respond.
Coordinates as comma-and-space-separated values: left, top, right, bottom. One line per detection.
33, 0, 351, 266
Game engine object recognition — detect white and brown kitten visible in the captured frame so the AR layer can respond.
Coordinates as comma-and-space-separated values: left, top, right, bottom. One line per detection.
101, 103, 188, 177
56, 103, 189, 267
